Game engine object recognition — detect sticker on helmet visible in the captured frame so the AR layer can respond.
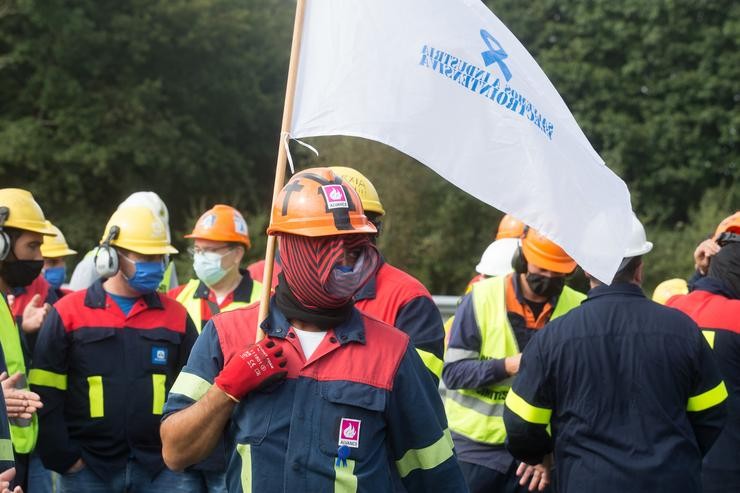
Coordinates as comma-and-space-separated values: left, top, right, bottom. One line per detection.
151, 220, 164, 237
322, 185, 349, 210
233, 212, 248, 235
338, 417, 361, 448
201, 213, 216, 229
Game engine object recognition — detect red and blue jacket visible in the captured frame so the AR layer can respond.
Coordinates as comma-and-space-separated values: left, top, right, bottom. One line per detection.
668, 276, 740, 492
354, 261, 445, 381
29, 280, 198, 480
163, 298, 467, 493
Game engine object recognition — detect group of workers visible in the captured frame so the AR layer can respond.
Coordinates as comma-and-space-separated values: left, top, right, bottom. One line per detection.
0, 168, 736, 493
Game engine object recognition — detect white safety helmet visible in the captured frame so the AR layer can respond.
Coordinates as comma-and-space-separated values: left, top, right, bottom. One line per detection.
475, 237, 520, 277
117, 191, 171, 243
617, 212, 653, 270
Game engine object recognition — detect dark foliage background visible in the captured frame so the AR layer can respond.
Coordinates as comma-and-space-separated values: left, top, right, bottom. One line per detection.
1, 0, 737, 294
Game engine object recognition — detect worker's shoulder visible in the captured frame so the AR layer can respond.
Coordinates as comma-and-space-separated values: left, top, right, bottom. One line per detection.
53, 287, 87, 311
547, 294, 700, 339
376, 262, 432, 298
156, 292, 189, 315
360, 310, 411, 349
166, 283, 188, 299
669, 290, 740, 334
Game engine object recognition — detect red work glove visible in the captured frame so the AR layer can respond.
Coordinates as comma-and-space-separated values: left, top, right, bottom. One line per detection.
214, 338, 288, 401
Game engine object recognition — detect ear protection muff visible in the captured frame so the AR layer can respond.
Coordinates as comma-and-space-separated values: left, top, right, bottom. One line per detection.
0, 207, 10, 261
511, 226, 530, 274
94, 225, 120, 278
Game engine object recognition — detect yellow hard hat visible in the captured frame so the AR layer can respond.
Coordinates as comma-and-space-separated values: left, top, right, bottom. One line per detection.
41, 221, 78, 258
0, 188, 56, 235
329, 166, 385, 216
652, 278, 688, 305
101, 206, 178, 255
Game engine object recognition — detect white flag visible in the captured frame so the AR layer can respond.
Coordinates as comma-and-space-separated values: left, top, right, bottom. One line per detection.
290, 0, 633, 283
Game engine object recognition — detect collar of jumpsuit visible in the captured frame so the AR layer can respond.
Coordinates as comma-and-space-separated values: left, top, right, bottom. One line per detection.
260, 297, 367, 347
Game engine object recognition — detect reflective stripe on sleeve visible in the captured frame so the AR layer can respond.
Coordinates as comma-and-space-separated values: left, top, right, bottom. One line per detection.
169, 371, 212, 402
0, 439, 12, 461
87, 376, 104, 418
236, 443, 252, 493
152, 374, 166, 415
416, 348, 444, 378
687, 381, 728, 412
443, 347, 479, 363
28, 369, 67, 390
505, 389, 552, 425
395, 428, 454, 478
334, 458, 357, 493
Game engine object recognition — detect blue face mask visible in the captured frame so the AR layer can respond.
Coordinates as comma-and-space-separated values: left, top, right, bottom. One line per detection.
124, 261, 165, 293
43, 266, 66, 290
334, 265, 354, 273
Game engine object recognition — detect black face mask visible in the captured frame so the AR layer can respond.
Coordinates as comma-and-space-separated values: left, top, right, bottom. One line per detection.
525, 273, 565, 299
0, 260, 44, 288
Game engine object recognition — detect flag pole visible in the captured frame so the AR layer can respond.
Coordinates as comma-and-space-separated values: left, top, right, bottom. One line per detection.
257, 0, 307, 341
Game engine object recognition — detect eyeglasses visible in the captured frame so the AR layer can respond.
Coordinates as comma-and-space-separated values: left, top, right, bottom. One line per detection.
188, 245, 235, 257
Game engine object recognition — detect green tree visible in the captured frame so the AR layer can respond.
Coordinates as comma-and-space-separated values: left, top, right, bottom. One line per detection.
0, 0, 292, 255
485, 0, 739, 225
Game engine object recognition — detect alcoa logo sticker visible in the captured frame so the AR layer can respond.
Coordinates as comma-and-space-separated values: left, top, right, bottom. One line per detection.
233, 212, 248, 235
201, 214, 217, 230
151, 220, 164, 237
321, 185, 349, 210
338, 418, 361, 448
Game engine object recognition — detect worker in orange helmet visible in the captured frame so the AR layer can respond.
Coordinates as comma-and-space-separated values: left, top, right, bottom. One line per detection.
167, 204, 264, 491
692, 211, 739, 282
330, 166, 446, 383
161, 167, 466, 492
668, 212, 740, 493
443, 226, 586, 492
466, 214, 526, 292
170, 205, 263, 333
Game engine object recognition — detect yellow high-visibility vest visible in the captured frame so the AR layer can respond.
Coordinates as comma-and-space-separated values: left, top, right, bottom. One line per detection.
0, 295, 38, 453
444, 275, 585, 445
175, 278, 262, 333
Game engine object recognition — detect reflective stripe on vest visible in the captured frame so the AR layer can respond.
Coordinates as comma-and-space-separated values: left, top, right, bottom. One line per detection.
236, 443, 253, 493
444, 275, 584, 445
334, 457, 357, 493
0, 295, 38, 453
157, 261, 175, 294
176, 278, 262, 333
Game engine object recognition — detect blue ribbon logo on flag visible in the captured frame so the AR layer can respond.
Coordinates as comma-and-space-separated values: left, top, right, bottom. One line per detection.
480, 30, 512, 82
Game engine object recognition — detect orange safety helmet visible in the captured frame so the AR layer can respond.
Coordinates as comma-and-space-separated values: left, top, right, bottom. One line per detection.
714, 211, 740, 238
520, 227, 577, 274
267, 168, 377, 238
185, 204, 251, 249
496, 214, 525, 240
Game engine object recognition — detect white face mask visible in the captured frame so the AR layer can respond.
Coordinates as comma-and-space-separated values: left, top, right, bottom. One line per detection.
193, 251, 230, 287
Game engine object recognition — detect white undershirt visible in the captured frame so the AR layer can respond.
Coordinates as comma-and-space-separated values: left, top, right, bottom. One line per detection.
293, 327, 327, 359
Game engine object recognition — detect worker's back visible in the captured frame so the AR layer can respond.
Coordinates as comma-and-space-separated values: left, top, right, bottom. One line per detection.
531, 283, 724, 492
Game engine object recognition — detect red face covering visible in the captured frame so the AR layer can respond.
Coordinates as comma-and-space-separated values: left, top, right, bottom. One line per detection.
278, 233, 379, 310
